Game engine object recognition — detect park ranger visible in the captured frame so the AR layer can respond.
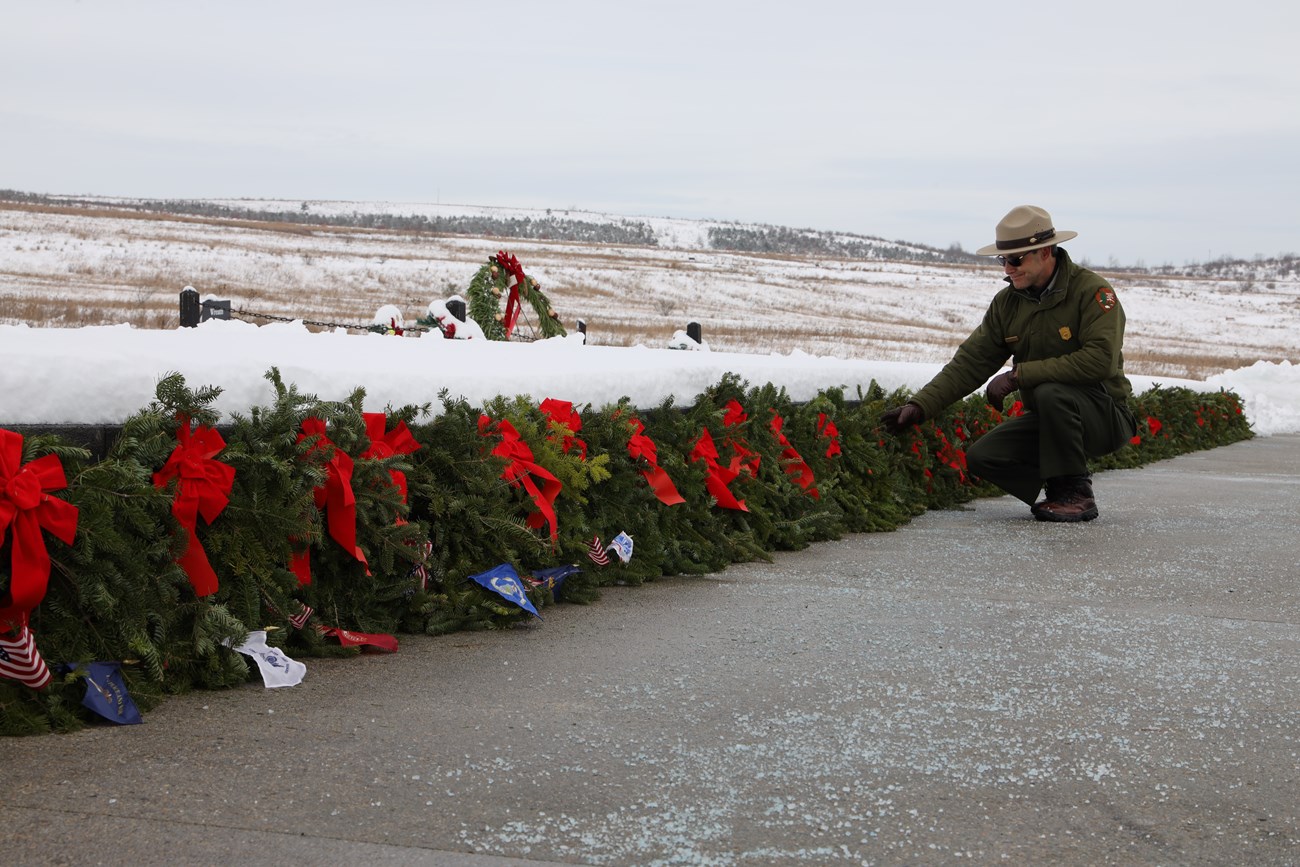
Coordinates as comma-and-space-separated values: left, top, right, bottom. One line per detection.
881, 205, 1137, 522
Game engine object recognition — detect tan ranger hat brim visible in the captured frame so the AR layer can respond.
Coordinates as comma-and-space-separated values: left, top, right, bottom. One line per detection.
976, 205, 1077, 256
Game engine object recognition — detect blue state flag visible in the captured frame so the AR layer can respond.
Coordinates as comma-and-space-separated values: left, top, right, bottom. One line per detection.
469, 563, 541, 618
529, 564, 580, 599
69, 662, 143, 725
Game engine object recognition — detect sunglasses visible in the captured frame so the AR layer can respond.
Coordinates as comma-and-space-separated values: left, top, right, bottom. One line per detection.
997, 250, 1037, 267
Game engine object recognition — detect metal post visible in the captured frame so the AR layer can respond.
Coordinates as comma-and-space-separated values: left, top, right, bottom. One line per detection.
179, 286, 201, 328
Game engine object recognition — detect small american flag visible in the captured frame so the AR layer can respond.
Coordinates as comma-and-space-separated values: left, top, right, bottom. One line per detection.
0, 625, 52, 690
409, 539, 434, 591
587, 535, 610, 566
288, 604, 314, 630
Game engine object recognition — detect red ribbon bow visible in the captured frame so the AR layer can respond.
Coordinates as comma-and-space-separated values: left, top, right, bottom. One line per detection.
930, 427, 968, 483
770, 412, 818, 499
817, 413, 842, 458
722, 399, 748, 427
361, 412, 422, 510
0, 429, 79, 629
627, 419, 685, 506
496, 250, 527, 338
479, 415, 562, 545
539, 398, 588, 460
152, 420, 234, 598
721, 399, 761, 479
689, 428, 747, 511
292, 418, 368, 585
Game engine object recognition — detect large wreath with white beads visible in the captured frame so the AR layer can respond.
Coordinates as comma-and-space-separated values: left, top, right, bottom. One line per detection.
466, 250, 567, 341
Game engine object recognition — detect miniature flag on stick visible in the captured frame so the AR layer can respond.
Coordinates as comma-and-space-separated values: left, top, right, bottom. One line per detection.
0, 625, 51, 690
527, 564, 580, 598
607, 531, 634, 564
68, 661, 142, 725
409, 539, 435, 591
468, 563, 540, 618
587, 535, 610, 566
225, 630, 307, 688
288, 603, 314, 630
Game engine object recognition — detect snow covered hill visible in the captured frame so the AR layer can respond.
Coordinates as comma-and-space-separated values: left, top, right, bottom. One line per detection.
1, 193, 1297, 386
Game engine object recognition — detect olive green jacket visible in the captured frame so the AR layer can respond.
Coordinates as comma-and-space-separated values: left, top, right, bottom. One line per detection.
910, 248, 1132, 419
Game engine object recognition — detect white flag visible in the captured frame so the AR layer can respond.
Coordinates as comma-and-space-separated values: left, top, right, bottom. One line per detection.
608, 531, 634, 563
226, 630, 306, 688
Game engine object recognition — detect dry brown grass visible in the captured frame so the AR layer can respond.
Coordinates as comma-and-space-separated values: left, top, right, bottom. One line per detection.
1123, 348, 1292, 381
0, 200, 321, 236
3, 199, 1296, 382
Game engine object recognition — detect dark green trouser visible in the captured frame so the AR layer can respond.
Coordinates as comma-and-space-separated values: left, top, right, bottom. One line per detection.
966, 382, 1137, 504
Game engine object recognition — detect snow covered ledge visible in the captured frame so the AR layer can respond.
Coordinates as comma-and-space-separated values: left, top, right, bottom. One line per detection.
1, 321, 1293, 435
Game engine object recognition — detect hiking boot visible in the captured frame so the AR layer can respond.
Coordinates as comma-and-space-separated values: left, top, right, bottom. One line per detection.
1030, 477, 1073, 518
1034, 475, 1098, 523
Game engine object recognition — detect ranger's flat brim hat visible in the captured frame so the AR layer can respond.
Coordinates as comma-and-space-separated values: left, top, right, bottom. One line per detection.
976, 205, 1078, 256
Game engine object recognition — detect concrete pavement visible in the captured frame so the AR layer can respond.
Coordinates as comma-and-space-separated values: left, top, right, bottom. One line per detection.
3, 435, 1298, 865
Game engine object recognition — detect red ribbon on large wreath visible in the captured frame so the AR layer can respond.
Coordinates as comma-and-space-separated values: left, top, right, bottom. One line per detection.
0, 429, 79, 629
479, 415, 562, 545
152, 419, 234, 598
292, 418, 368, 585
627, 419, 684, 506
496, 250, 527, 339
361, 412, 422, 516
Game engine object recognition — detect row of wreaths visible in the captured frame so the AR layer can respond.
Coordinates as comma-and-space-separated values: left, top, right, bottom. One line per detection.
0, 368, 1252, 733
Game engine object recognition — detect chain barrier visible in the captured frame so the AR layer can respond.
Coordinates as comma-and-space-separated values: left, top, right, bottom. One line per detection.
232, 307, 537, 342
232, 307, 431, 334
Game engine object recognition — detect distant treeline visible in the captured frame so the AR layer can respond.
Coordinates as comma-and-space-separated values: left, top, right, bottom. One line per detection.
2, 188, 968, 263
14, 189, 1295, 276
2, 188, 974, 263
706, 224, 977, 264
0, 190, 660, 247
1146, 254, 1300, 286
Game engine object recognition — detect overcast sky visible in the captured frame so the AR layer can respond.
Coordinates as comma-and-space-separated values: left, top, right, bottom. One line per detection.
4, 1, 1298, 266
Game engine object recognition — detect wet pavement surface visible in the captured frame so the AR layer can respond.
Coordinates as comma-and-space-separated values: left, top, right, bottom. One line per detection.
3, 435, 1298, 865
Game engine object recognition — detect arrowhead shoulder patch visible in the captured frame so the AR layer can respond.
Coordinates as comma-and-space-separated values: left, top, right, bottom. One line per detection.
1095, 287, 1118, 312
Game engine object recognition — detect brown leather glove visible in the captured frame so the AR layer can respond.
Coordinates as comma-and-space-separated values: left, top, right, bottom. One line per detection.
881, 403, 924, 434
985, 368, 1019, 411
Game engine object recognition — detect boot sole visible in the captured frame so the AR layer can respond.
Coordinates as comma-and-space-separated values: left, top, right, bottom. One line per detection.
1035, 506, 1099, 523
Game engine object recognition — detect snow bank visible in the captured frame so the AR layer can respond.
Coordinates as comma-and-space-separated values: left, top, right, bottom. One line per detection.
1, 322, 1295, 435
1203, 359, 1300, 437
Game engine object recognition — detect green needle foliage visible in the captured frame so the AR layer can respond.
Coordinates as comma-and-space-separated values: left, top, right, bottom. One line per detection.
1, 369, 1253, 734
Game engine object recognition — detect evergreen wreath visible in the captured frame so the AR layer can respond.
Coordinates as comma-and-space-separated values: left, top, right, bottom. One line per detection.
0, 369, 1254, 734
466, 251, 567, 341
